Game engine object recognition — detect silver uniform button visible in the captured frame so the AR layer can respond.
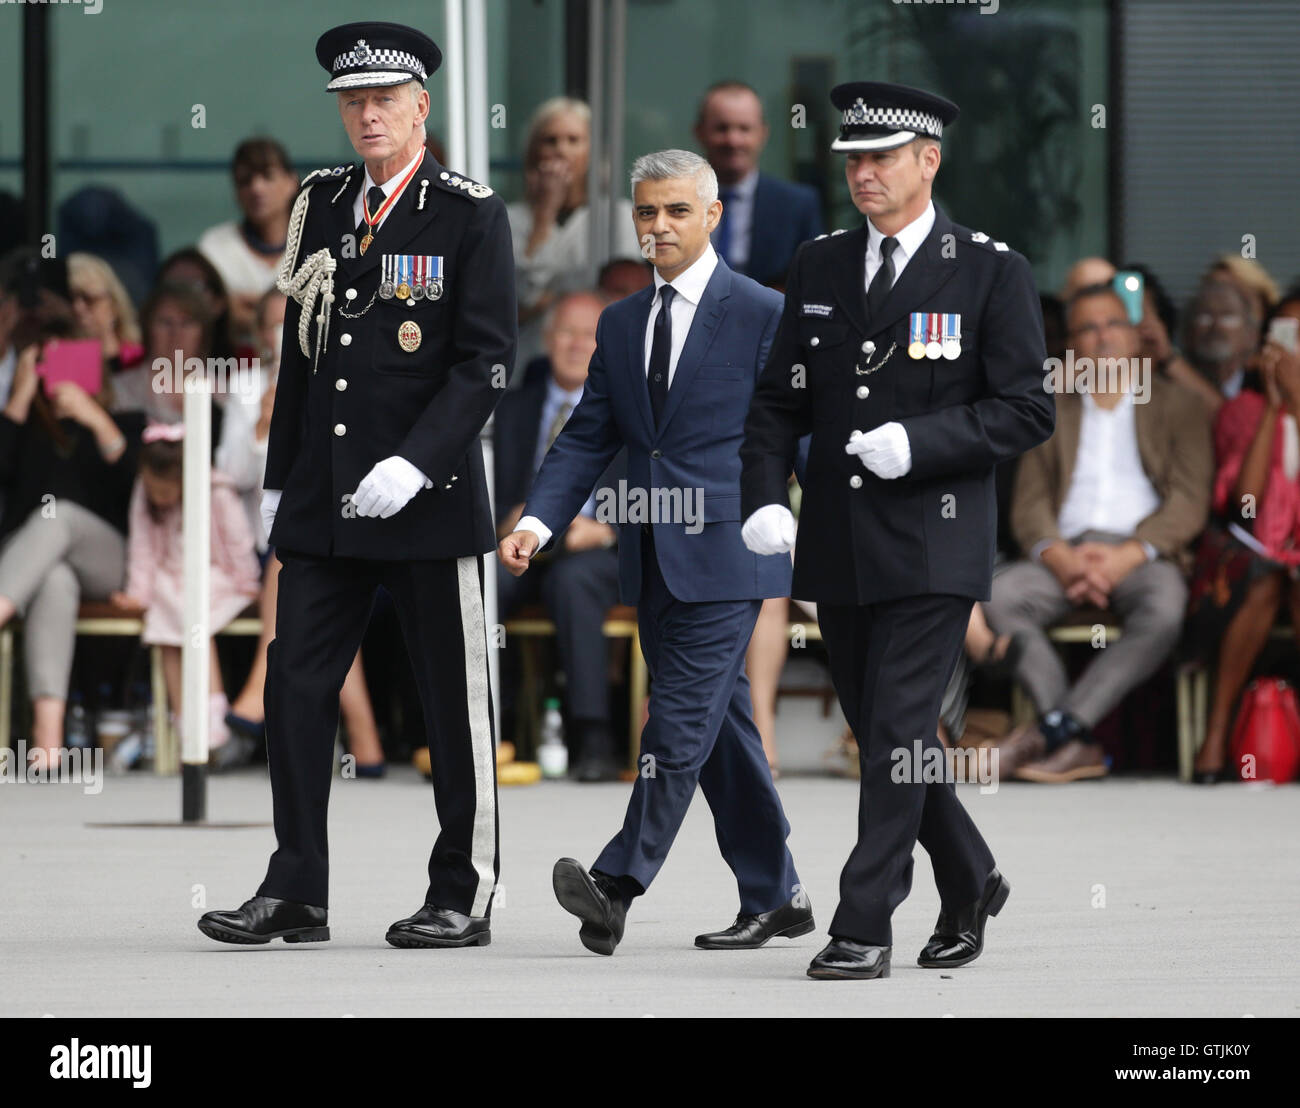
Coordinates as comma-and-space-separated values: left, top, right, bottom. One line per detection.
439, 171, 449, 180
340, 333, 352, 346
345, 288, 357, 300
810, 336, 820, 347
849, 474, 863, 489
856, 385, 870, 399
862, 341, 875, 355
333, 423, 346, 436
335, 378, 348, 391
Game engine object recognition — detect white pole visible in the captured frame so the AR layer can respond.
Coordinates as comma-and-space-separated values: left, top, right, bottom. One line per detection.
465, 0, 488, 184
181, 376, 212, 820
444, 0, 467, 172
463, 0, 500, 746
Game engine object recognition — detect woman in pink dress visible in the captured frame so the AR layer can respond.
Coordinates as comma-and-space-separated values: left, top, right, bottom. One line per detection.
109, 422, 261, 766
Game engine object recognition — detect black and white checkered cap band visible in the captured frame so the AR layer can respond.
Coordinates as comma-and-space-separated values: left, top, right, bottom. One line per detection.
842, 99, 943, 138
332, 44, 427, 81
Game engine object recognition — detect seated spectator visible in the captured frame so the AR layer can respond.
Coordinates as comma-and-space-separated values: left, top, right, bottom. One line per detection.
108, 426, 260, 769
598, 256, 653, 302
1185, 289, 1300, 782
984, 282, 1212, 783
198, 138, 298, 347
494, 290, 623, 781
1061, 256, 1115, 301
216, 288, 284, 556
693, 80, 823, 288
507, 98, 641, 372
110, 281, 226, 450
1123, 261, 1217, 415
216, 289, 385, 775
0, 317, 144, 771
1204, 254, 1279, 328
1185, 276, 1262, 410
155, 247, 246, 363
68, 252, 144, 373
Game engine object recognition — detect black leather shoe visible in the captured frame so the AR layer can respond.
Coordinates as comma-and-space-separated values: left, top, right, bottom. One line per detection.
695, 897, 815, 949
197, 896, 328, 945
917, 868, 1010, 968
385, 904, 491, 948
806, 939, 891, 979
552, 858, 628, 956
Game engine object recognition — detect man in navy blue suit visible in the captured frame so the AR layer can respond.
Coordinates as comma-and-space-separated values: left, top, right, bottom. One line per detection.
695, 81, 824, 289
499, 149, 812, 957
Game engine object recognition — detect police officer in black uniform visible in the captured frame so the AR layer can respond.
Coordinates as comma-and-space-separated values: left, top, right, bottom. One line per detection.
198, 22, 516, 949
740, 83, 1054, 979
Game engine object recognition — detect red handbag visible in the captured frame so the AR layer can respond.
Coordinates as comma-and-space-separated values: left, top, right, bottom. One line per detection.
1228, 677, 1300, 783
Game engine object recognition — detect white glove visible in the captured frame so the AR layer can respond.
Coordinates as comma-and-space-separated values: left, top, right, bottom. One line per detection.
260, 489, 282, 536
845, 422, 912, 479
351, 456, 433, 519
741, 504, 797, 556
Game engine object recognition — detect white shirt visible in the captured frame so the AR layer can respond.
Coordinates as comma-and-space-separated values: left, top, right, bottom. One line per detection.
642, 242, 719, 387
352, 147, 425, 234
864, 199, 935, 293
1036, 390, 1160, 561
515, 245, 720, 548
197, 221, 281, 299
711, 169, 758, 272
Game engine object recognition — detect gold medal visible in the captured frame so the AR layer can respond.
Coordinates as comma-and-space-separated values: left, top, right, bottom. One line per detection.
908, 341, 927, 360
398, 320, 422, 352
359, 232, 373, 255
396, 282, 411, 300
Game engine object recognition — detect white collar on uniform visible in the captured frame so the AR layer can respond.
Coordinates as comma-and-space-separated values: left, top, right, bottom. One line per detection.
362, 147, 426, 205
867, 198, 935, 269
653, 241, 718, 308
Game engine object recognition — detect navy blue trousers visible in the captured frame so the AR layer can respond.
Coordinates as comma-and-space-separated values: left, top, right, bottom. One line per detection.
593, 530, 800, 915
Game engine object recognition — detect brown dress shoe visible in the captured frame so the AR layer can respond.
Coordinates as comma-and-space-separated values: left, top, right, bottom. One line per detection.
990, 724, 1047, 779
1014, 739, 1108, 783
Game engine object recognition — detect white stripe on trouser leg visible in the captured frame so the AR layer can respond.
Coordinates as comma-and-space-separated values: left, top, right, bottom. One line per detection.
457, 555, 497, 917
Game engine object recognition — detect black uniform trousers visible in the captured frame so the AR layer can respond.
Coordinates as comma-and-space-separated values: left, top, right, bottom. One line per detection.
257, 548, 499, 916
818, 593, 995, 944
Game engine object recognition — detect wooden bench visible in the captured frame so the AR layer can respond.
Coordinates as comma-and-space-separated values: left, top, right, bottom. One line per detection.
0, 601, 261, 775
503, 604, 646, 765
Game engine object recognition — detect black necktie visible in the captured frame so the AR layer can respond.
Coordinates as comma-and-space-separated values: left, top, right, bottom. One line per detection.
648, 285, 675, 427
356, 185, 387, 248
866, 235, 898, 319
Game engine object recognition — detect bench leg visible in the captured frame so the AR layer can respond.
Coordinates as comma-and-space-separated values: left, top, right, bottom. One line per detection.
151, 644, 176, 775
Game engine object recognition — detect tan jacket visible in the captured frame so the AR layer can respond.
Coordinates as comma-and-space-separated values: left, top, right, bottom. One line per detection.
1010, 377, 1213, 574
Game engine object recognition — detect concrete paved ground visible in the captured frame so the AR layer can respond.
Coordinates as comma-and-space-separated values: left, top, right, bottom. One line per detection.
2, 762, 1297, 1018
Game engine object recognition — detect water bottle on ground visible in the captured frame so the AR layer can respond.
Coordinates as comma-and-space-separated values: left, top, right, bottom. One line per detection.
538, 699, 568, 779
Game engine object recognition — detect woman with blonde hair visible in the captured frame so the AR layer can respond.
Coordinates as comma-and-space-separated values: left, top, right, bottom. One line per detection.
506, 96, 640, 371
68, 252, 144, 371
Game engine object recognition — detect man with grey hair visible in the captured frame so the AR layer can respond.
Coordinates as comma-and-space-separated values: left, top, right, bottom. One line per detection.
199, 20, 517, 952
500, 148, 812, 957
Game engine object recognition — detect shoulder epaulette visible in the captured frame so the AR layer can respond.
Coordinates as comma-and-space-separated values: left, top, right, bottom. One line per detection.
433, 169, 494, 200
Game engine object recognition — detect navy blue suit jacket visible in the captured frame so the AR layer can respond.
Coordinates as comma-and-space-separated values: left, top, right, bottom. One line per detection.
523, 257, 792, 604
744, 174, 824, 288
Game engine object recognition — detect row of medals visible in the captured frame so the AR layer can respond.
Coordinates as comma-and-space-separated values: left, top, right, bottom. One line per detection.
379, 278, 442, 303
910, 337, 962, 361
